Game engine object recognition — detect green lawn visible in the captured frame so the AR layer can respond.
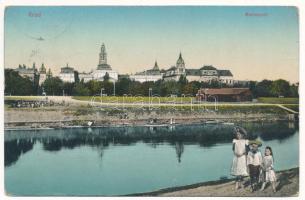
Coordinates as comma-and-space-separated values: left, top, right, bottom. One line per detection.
73, 96, 196, 103
257, 97, 299, 104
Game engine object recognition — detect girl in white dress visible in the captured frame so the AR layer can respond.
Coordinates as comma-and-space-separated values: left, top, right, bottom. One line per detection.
231, 127, 249, 189
260, 146, 277, 192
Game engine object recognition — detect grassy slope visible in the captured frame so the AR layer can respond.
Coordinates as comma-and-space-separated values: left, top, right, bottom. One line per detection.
257, 97, 299, 104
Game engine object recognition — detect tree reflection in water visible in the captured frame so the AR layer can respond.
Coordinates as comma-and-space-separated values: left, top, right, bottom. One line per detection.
5, 121, 298, 167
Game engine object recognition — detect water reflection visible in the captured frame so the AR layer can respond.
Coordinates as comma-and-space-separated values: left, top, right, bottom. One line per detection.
5, 122, 298, 167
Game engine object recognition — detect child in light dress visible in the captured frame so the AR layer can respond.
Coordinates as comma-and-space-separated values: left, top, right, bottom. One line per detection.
231, 127, 249, 190
247, 140, 263, 192
260, 146, 277, 192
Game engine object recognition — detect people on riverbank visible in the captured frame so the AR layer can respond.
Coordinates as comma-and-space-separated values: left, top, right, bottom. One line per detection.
260, 146, 277, 192
247, 140, 263, 192
231, 125, 278, 193
231, 127, 249, 190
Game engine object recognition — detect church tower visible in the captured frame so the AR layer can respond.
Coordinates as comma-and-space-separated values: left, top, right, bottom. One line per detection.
176, 52, 185, 69
153, 61, 159, 71
97, 43, 111, 70
99, 43, 107, 65
176, 52, 186, 76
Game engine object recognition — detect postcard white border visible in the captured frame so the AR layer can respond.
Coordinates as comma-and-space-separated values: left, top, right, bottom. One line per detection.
0, 1, 304, 200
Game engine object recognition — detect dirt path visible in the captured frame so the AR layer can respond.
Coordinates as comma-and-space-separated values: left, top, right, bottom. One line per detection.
133, 168, 298, 197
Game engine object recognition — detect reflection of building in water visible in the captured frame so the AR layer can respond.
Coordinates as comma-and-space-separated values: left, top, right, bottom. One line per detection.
168, 125, 176, 131
5, 122, 298, 166
175, 141, 184, 163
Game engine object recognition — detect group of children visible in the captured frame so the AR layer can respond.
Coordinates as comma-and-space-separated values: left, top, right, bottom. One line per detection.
231, 127, 277, 192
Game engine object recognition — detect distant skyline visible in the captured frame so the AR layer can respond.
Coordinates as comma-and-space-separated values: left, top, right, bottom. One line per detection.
5, 6, 299, 83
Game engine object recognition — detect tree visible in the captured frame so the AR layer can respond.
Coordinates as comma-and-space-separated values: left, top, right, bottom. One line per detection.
72, 83, 90, 96
270, 79, 291, 97
42, 77, 64, 96
103, 72, 110, 82
182, 81, 201, 96
255, 80, 273, 97
209, 80, 221, 88
116, 78, 131, 96
74, 71, 79, 83
290, 83, 299, 97
5, 69, 34, 95
248, 81, 257, 97
86, 80, 102, 96
62, 82, 75, 96
178, 75, 188, 85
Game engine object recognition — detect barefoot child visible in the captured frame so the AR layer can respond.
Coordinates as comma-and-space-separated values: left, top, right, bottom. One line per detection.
231, 127, 249, 190
247, 140, 262, 192
260, 146, 277, 192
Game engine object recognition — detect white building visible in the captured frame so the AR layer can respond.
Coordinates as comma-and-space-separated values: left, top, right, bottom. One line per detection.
59, 64, 75, 83
163, 53, 234, 85
130, 61, 163, 83
163, 53, 186, 81
218, 70, 234, 85
79, 72, 94, 83
93, 43, 118, 82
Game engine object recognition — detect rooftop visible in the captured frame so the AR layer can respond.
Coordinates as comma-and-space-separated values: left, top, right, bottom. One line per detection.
200, 65, 217, 70
199, 88, 251, 95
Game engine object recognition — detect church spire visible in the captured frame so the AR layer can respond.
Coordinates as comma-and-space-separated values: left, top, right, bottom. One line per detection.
40, 63, 46, 73
153, 60, 159, 70
176, 52, 185, 68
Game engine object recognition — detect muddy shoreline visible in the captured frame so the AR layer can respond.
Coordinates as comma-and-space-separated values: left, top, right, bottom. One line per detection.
128, 167, 299, 197
4, 107, 296, 129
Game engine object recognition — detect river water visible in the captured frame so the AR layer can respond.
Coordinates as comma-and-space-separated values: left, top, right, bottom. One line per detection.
5, 121, 299, 196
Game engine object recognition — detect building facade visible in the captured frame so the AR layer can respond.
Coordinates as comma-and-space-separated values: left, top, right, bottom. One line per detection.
129, 61, 163, 83
79, 72, 94, 83
59, 64, 75, 83
197, 88, 252, 102
162, 53, 234, 85
15, 63, 38, 81
163, 53, 186, 81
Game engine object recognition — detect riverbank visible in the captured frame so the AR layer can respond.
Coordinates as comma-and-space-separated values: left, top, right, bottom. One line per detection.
4, 96, 298, 128
131, 167, 299, 197
4, 106, 297, 129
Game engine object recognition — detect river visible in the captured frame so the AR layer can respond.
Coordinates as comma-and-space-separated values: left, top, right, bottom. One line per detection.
5, 121, 299, 196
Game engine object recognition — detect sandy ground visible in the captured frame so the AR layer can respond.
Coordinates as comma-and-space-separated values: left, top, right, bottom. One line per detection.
156, 168, 298, 197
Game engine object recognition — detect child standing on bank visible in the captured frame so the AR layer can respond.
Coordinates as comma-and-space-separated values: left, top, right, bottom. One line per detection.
260, 146, 277, 192
231, 127, 249, 190
247, 140, 263, 192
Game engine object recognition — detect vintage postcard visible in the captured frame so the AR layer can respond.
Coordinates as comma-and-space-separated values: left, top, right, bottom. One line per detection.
2, 2, 301, 198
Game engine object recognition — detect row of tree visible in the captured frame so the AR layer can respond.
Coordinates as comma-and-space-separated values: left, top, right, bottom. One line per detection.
4, 69, 299, 97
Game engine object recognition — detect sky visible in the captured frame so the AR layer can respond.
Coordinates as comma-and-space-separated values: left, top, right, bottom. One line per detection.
4, 6, 299, 83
